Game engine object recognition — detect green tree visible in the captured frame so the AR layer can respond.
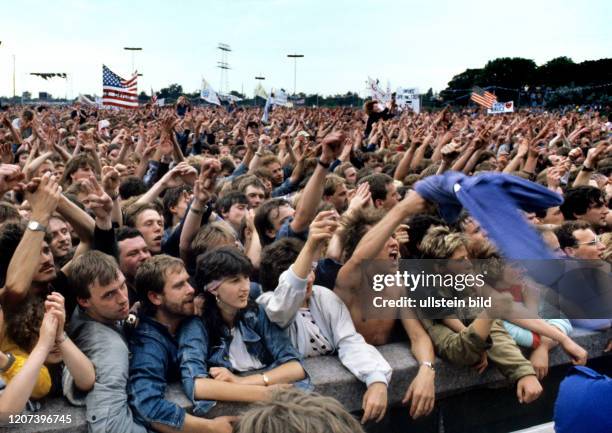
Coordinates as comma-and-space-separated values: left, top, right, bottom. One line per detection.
535, 56, 576, 87
138, 91, 150, 103
158, 84, 184, 102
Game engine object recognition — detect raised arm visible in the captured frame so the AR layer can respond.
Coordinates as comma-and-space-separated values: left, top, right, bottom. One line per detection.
573, 140, 610, 187
258, 211, 338, 327
290, 131, 344, 233
2, 173, 61, 303
348, 190, 426, 265
135, 162, 196, 206
179, 159, 220, 262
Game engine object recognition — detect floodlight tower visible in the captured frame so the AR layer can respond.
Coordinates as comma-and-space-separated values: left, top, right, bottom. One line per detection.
217, 43, 232, 95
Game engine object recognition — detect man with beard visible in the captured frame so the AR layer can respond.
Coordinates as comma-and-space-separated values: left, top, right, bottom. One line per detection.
128, 255, 234, 433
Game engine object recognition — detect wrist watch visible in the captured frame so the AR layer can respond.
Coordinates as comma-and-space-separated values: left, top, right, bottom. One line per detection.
27, 220, 47, 232
0, 352, 16, 372
420, 361, 435, 372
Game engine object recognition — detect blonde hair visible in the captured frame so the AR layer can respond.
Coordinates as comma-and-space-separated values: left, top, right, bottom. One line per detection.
235, 388, 365, 433
419, 226, 466, 259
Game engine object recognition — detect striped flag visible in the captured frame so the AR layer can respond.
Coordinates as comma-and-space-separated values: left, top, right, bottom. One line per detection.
102, 65, 138, 108
470, 86, 497, 109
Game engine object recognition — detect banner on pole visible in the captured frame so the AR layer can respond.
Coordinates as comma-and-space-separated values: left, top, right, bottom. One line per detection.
487, 101, 514, 114
200, 79, 221, 105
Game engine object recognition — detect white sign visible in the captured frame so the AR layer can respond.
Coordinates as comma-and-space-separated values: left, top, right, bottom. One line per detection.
487, 101, 514, 114
396, 87, 420, 113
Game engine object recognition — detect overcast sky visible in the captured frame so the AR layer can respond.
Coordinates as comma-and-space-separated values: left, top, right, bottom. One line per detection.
1, 0, 610, 99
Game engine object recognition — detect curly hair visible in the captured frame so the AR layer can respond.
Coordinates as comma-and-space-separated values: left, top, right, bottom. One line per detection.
235, 388, 365, 433
4, 294, 45, 352
338, 207, 386, 260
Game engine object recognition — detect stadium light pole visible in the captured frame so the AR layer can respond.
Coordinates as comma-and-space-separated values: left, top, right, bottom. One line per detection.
287, 54, 304, 95
124, 47, 142, 75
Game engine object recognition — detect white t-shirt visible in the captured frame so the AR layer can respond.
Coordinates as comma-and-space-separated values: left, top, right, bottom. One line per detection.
228, 327, 265, 372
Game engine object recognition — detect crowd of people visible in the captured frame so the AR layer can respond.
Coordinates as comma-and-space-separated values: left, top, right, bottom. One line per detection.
0, 97, 610, 433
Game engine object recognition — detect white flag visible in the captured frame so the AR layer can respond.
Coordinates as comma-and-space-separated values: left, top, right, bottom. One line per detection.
254, 83, 268, 99
367, 77, 391, 103
200, 79, 221, 105
271, 89, 290, 107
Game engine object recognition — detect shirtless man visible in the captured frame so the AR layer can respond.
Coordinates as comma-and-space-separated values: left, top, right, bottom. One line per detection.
335, 189, 436, 419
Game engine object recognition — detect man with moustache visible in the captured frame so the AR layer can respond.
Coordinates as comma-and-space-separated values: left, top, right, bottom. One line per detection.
128, 255, 234, 433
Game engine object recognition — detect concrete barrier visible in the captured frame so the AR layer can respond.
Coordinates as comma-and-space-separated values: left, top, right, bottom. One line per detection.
2, 328, 610, 433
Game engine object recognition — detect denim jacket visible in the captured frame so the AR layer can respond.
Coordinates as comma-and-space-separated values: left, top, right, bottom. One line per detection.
127, 316, 185, 430
177, 304, 311, 415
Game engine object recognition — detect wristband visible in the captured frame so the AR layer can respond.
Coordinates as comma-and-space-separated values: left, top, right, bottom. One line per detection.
581, 164, 594, 172
190, 206, 203, 215
317, 158, 331, 169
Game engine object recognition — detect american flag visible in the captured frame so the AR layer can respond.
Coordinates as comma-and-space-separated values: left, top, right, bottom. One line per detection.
102, 65, 138, 109
470, 86, 497, 109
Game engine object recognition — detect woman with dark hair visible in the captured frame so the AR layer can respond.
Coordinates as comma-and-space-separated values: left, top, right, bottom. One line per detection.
363, 96, 396, 138
177, 246, 309, 415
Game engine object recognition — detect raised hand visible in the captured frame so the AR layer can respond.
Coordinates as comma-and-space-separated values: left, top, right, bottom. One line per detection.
441, 141, 461, 162
347, 182, 372, 215
0, 164, 24, 195
320, 131, 346, 164
584, 140, 611, 168
0, 142, 15, 164
101, 166, 120, 198
25, 172, 62, 224
161, 161, 197, 188
394, 224, 409, 245
193, 158, 221, 205
83, 175, 113, 220
307, 210, 340, 247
